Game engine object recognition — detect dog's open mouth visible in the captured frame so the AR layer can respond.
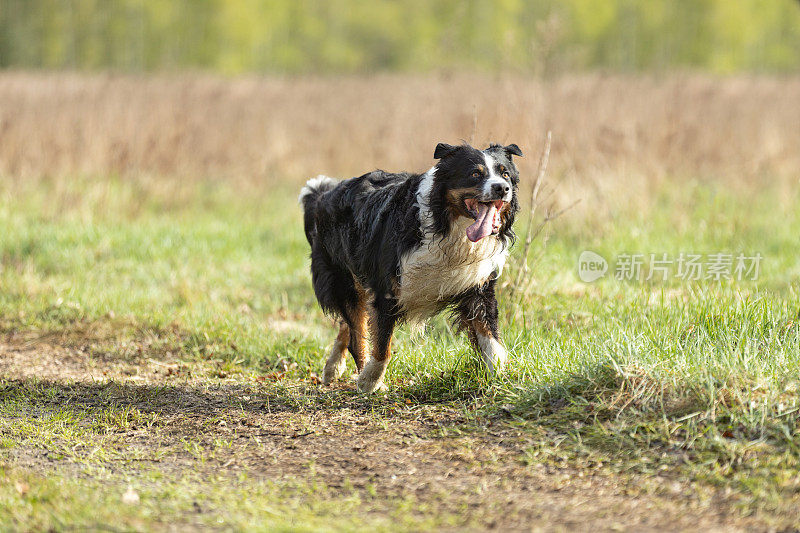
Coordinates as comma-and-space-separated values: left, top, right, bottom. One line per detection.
463, 198, 505, 242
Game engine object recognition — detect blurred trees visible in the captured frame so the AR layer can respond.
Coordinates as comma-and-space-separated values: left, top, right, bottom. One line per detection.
1, 0, 799, 73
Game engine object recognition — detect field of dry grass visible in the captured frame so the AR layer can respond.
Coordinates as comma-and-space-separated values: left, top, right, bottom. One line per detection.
2, 72, 799, 191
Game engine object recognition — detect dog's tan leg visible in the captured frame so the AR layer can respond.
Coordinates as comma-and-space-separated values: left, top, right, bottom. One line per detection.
357, 297, 397, 393
356, 336, 392, 393
456, 281, 507, 374
322, 320, 350, 385
465, 319, 507, 374
460, 317, 508, 373
348, 285, 369, 371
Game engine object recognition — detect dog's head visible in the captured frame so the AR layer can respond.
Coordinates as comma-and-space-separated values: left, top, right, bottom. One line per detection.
429, 142, 523, 243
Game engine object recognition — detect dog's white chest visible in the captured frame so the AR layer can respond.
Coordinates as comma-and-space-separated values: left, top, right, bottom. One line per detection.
397, 218, 508, 322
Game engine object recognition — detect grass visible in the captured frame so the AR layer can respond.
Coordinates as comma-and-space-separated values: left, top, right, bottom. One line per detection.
2, 175, 800, 529
1, 465, 443, 532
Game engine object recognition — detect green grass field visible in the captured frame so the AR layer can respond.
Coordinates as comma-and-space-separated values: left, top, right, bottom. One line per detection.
2, 176, 800, 530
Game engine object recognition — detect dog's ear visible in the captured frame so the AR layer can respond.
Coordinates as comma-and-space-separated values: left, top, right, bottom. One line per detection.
434, 143, 457, 159
504, 144, 523, 157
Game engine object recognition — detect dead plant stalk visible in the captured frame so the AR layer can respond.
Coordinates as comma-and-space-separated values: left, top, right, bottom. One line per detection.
511, 131, 551, 299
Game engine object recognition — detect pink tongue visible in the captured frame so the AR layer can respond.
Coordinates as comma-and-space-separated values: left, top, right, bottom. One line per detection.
466, 203, 497, 242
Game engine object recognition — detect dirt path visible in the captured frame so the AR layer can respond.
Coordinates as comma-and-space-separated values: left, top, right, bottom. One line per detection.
0, 340, 766, 531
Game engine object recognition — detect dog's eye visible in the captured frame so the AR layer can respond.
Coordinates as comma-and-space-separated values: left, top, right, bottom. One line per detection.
502, 171, 510, 179
472, 171, 481, 178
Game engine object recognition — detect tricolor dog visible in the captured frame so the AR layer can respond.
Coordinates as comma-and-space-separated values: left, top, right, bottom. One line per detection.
300, 142, 522, 392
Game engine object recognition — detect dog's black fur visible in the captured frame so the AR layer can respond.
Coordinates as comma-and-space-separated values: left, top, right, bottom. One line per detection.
300, 142, 522, 392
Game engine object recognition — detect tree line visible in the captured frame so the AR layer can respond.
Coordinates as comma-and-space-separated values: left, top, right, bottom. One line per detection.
2, 0, 799, 74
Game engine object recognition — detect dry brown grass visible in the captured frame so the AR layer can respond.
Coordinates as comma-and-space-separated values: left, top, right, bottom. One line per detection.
1, 71, 798, 193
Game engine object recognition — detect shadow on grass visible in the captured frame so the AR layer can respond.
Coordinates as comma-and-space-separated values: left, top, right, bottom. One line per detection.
0, 368, 494, 428
3, 353, 799, 458
0, 376, 379, 419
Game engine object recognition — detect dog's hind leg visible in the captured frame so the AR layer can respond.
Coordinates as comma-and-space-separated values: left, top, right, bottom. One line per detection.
357, 294, 398, 393
311, 244, 362, 384
347, 284, 370, 372
455, 279, 508, 374
323, 291, 368, 386
322, 320, 350, 385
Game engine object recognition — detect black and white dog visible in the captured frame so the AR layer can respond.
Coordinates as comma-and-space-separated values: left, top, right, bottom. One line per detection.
300, 142, 522, 392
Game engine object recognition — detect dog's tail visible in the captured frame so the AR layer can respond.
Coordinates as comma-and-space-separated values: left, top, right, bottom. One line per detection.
299, 175, 338, 245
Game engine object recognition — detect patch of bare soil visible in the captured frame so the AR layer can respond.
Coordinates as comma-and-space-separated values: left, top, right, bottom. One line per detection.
0, 340, 769, 531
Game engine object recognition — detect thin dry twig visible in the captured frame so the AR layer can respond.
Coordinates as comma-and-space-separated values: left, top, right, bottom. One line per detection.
511, 132, 551, 296
526, 198, 581, 247
508, 132, 582, 302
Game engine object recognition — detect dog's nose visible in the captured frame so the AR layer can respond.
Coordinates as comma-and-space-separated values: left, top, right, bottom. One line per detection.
491, 183, 510, 197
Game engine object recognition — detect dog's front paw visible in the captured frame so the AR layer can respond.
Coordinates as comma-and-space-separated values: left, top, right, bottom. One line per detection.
481, 337, 508, 374
356, 358, 388, 393
490, 348, 508, 374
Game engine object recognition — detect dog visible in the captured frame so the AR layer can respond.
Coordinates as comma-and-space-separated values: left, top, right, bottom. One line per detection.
299, 142, 523, 392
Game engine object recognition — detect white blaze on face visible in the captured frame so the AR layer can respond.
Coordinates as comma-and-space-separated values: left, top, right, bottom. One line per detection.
460, 152, 512, 243
482, 152, 512, 202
